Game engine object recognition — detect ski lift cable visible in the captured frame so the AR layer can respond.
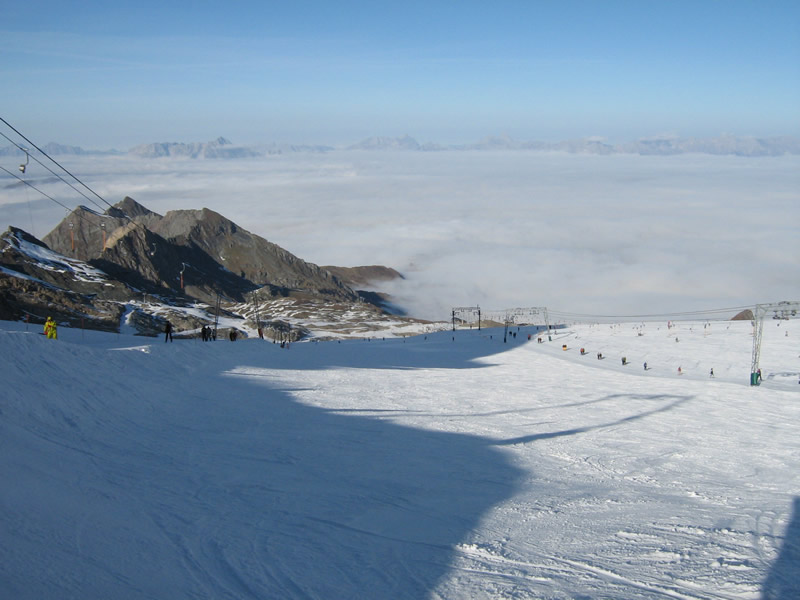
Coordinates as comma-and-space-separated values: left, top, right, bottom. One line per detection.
0, 118, 156, 248
0, 164, 76, 214
0, 117, 114, 211
547, 309, 747, 320
0, 117, 157, 245
0, 129, 107, 213
0, 166, 117, 233
548, 306, 752, 317
0, 166, 119, 240
546, 305, 754, 321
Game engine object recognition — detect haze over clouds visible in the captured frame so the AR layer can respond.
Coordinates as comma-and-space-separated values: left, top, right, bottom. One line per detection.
2, 151, 797, 320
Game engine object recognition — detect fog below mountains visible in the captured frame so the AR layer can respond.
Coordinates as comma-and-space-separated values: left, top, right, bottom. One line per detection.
2, 151, 798, 319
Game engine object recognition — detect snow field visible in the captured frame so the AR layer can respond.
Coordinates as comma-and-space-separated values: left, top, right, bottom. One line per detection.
1, 318, 798, 599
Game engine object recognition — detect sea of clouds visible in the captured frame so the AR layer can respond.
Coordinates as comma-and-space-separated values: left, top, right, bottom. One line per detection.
2, 150, 798, 320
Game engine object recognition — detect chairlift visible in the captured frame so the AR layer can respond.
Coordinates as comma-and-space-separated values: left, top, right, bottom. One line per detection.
18, 150, 29, 174
150, 243, 156, 256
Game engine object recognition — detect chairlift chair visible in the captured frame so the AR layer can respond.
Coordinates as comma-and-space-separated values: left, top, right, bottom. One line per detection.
18, 150, 29, 174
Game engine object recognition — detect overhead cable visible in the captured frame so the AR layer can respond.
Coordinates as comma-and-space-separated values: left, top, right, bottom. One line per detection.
0, 116, 114, 212
0, 117, 153, 244
0, 164, 76, 214
547, 305, 753, 321
0, 129, 106, 213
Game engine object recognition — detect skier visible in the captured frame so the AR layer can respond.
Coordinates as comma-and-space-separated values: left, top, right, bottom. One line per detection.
643, 362, 647, 371
44, 316, 57, 339
164, 320, 173, 343
709, 368, 714, 378
678, 366, 682, 375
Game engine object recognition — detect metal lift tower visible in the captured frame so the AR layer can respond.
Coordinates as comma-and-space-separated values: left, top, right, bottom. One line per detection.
750, 300, 799, 385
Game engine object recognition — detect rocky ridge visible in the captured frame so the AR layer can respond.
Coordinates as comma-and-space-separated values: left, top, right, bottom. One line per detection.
1, 199, 414, 339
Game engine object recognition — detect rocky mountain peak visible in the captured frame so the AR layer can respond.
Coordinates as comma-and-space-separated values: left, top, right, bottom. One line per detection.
109, 196, 160, 220
39, 198, 357, 303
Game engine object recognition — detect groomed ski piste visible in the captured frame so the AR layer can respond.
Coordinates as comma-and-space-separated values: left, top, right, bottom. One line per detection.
1, 316, 798, 599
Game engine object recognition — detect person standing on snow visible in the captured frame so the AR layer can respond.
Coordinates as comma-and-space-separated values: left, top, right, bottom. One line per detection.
164, 320, 173, 343
44, 316, 57, 339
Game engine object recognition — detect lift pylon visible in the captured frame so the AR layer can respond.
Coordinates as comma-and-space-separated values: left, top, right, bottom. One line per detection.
750, 300, 800, 385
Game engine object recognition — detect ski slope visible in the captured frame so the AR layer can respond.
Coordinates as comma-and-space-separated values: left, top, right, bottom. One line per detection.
1, 318, 798, 599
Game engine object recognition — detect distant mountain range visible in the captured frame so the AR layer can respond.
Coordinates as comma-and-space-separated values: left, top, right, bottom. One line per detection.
128, 137, 260, 159
354, 133, 800, 156
0, 141, 119, 157
2, 134, 798, 158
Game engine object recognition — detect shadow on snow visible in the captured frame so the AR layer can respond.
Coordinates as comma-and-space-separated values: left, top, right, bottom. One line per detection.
0, 331, 528, 599
494, 393, 693, 446
761, 496, 800, 600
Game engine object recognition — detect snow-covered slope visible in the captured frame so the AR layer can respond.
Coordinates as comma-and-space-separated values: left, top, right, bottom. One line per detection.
1, 318, 798, 599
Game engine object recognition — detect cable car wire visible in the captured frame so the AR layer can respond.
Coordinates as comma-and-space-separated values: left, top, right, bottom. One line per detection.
0, 129, 106, 213
546, 305, 753, 321
0, 116, 113, 212
1, 117, 156, 251
0, 164, 79, 214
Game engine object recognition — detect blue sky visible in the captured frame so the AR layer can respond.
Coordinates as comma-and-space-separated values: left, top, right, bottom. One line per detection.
2, 0, 799, 148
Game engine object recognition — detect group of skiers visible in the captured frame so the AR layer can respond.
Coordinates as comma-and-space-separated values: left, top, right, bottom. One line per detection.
164, 321, 240, 342
164, 322, 244, 342
572, 344, 718, 377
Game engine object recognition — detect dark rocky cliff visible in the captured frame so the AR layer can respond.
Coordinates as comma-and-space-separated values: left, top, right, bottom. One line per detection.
42, 197, 357, 303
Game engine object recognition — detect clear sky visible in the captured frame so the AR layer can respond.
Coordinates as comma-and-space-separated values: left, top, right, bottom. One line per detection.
2, 0, 799, 148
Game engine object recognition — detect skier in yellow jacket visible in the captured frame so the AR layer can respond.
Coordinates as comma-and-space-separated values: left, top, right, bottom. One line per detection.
44, 316, 57, 339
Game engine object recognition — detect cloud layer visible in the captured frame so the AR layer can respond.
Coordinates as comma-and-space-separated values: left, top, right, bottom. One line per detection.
2, 151, 798, 320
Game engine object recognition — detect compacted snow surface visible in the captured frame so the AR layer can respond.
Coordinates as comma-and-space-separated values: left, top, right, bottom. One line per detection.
1, 318, 798, 599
